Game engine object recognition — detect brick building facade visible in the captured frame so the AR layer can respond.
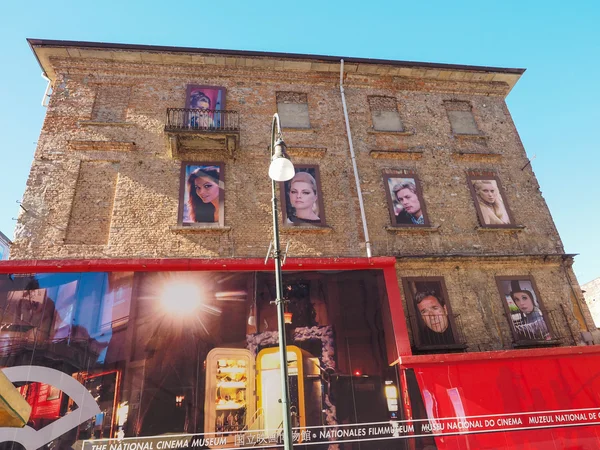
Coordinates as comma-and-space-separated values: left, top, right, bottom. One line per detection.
1, 38, 599, 450
15, 39, 593, 352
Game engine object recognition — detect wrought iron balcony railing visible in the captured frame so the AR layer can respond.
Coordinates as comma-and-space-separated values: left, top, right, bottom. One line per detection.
165, 108, 239, 132
510, 309, 563, 346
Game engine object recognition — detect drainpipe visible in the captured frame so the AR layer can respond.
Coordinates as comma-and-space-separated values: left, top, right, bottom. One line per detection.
41, 73, 52, 107
339, 59, 372, 258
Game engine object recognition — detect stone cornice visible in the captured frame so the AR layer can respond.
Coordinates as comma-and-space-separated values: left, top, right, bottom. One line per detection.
29, 39, 523, 97
393, 253, 577, 267
43, 56, 514, 97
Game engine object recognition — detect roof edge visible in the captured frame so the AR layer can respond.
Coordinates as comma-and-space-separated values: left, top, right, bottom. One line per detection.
27, 38, 526, 76
0, 231, 11, 245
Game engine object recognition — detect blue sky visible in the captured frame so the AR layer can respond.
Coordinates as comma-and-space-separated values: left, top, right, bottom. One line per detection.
0, 1, 598, 284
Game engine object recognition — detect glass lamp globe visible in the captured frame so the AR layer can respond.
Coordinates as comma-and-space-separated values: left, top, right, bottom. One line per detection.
269, 157, 295, 182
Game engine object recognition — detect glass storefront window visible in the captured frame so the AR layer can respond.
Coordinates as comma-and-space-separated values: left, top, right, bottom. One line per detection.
2, 268, 600, 449
0, 269, 399, 449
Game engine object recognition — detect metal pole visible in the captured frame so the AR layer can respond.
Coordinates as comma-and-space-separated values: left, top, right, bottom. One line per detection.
271, 114, 294, 450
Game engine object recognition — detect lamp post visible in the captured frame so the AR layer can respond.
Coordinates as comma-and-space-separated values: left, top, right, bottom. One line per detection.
268, 113, 295, 450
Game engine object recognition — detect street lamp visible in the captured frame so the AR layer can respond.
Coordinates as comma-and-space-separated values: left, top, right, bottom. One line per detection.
268, 113, 295, 450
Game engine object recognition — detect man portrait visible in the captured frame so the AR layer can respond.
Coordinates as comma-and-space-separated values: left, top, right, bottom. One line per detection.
468, 176, 513, 226
403, 278, 458, 348
496, 277, 552, 342
384, 175, 429, 227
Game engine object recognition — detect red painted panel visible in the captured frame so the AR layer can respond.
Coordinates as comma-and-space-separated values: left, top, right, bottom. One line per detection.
383, 264, 411, 357
401, 349, 600, 449
0, 257, 396, 273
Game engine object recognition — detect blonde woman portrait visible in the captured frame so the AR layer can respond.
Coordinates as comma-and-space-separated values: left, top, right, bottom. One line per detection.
285, 170, 322, 225
472, 179, 510, 225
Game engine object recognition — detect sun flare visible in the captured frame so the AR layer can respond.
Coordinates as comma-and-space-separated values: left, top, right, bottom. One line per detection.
159, 281, 204, 316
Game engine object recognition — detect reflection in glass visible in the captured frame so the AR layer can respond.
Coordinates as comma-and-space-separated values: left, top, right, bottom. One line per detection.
0, 269, 400, 449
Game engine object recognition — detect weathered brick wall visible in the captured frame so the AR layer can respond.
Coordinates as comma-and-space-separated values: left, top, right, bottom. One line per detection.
396, 257, 593, 350
11, 57, 563, 259
368, 96, 398, 111
64, 160, 119, 244
11, 49, 594, 348
91, 85, 131, 123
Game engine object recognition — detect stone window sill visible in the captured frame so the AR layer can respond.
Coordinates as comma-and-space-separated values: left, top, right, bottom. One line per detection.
370, 149, 424, 160
385, 225, 440, 233
452, 151, 501, 162
512, 339, 561, 349
281, 225, 333, 234
453, 133, 488, 140
60, 244, 107, 248
79, 121, 135, 127
367, 129, 414, 136
475, 225, 525, 232
170, 225, 232, 233
68, 141, 136, 152
287, 146, 327, 158
282, 127, 318, 133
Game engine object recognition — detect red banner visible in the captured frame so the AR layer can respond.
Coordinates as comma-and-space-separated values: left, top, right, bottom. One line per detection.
402, 348, 600, 448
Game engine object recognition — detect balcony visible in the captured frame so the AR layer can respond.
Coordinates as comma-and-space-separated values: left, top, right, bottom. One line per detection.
164, 108, 240, 158
408, 313, 467, 353
510, 309, 564, 348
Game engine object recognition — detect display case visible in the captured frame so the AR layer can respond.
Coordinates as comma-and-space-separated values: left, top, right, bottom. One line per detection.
256, 345, 322, 434
204, 348, 255, 442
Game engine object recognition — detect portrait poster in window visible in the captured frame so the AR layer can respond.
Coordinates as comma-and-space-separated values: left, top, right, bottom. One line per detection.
179, 162, 224, 227
468, 176, 513, 227
496, 277, 552, 342
383, 174, 429, 227
280, 165, 326, 226
402, 278, 458, 348
185, 85, 226, 129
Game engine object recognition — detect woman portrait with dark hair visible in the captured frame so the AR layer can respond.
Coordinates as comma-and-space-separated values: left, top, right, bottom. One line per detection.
509, 286, 551, 340
186, 85, 226, 130
189, 92, 211, 110
189, 92, 212, 129
185, 166, 221, 223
